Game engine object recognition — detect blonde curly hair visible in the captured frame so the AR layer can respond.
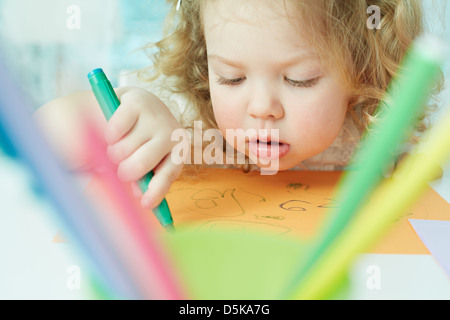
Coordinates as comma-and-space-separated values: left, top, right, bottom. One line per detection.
139, 0, 443, 171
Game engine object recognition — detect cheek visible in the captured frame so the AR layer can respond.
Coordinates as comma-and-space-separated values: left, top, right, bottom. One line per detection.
312, 80, 348, 128
288, 86, 349, 150
210, 86, 243, 131
314, 94, 348, 131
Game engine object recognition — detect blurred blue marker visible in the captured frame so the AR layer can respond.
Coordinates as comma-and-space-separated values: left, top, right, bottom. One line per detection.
0, 55, 141, 299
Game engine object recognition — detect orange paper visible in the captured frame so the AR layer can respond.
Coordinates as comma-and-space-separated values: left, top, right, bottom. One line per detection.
165, 168, 450, 254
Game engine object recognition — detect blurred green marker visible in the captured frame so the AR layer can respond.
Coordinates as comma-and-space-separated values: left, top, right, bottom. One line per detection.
88, 68, 175, 232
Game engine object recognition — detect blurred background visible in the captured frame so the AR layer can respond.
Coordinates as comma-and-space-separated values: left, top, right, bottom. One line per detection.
0, 0, 449, 299
0, 0, 170, 108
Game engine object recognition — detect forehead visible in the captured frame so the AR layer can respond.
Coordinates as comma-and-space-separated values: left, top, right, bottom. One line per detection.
202, 0, 292, 23
202, 0, 312, 51
202, 0, 316, 59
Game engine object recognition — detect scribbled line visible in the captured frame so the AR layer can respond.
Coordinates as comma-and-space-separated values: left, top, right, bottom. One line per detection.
279, 198, 341, 212
317, 198, 341, 209
175, 185, 341, 217
195, 188, 244, 212
238, 187, 266, 202
286, 182, 310, 192
279, 200, 311, 212
391, 212, 414, 223
255, 215, 286, 220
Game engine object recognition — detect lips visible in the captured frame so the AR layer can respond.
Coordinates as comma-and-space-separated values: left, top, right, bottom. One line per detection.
248, 139, 290, 160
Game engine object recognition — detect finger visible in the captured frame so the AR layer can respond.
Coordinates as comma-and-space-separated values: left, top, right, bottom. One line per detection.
116, 137, 172, 182
104, 103, 139, 144
141, 153, 183, 209
106, 118, 154, 164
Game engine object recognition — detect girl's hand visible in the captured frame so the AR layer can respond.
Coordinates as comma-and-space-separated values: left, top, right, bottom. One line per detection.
104, 87, 184, 210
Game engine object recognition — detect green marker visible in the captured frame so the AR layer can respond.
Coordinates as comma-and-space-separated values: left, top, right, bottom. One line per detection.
88, 68, 175, 232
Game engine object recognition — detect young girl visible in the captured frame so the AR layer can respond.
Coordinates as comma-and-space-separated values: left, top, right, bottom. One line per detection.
34, 0, 442, 211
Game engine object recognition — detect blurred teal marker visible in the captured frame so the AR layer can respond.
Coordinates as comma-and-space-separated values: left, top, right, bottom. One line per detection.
88, 68, 175, 232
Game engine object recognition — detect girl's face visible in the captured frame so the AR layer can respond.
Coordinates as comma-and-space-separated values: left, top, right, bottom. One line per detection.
204, 0, 349, 171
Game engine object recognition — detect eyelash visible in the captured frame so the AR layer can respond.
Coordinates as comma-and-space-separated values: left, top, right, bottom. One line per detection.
215, 76, 320, 88
285, 77, 320, 88
216, 76, 245, 86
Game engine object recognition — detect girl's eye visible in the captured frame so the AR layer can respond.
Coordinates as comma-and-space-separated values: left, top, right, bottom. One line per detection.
216, 76, 246, 86
215, 75, 321, 87
285, 76, 321, 88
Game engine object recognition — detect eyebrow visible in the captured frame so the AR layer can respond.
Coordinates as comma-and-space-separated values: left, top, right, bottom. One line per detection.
207, 53, 319, 69
207, 54, 245, 69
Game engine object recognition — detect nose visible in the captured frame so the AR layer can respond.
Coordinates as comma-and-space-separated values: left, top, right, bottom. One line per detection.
247, 84, 284, 120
